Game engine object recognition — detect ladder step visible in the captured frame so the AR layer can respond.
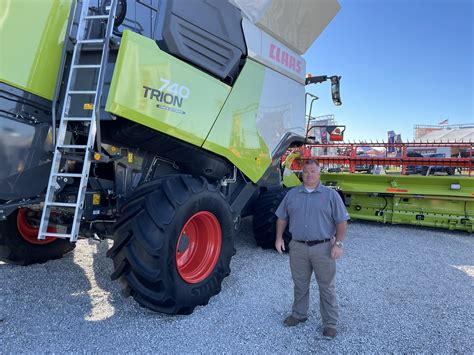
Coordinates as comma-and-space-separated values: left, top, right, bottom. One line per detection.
61, 152, 86, 158
84, 15, 109, 20
52, 173, 83, 178
68, 90, 97, 95
41, 232, 74, 239
57, 144, 88, 149
77, 39, 104, 44
72, 64, 101, 69
47, 202, 78, 208
63, 117, 93, 121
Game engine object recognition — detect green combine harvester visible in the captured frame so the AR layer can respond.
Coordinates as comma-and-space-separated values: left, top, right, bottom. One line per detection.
0, 0, 342, 314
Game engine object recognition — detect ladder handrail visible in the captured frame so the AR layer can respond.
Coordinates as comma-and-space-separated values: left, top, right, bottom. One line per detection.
94, 0, 119, 153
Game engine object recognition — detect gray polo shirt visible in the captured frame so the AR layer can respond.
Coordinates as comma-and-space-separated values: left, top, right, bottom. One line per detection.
275, 184, 349, 241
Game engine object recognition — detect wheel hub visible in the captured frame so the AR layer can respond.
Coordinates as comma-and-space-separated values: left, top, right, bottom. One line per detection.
16, 208, 57, 245
176, 211, 222, 284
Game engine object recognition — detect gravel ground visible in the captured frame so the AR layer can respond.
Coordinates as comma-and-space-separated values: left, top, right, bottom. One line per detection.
1, 219, 473, 353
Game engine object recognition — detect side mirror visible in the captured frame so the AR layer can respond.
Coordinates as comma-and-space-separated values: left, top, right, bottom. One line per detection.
330, 76, 342, 106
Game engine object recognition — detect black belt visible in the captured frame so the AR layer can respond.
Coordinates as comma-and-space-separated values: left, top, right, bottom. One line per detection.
295, 238, 331, 246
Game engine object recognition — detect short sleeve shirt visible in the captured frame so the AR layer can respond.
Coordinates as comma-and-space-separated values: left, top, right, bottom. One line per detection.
275, 184, 349, 241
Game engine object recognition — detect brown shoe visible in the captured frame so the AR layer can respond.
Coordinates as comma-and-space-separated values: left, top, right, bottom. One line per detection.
283, 315, 308, 327
323, 327, 337, 338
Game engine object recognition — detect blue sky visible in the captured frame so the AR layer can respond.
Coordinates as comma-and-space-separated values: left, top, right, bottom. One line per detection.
304, 0, 473, 142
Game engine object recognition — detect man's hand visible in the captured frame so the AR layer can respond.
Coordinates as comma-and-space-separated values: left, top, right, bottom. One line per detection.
275, 238, 285, 254
275, 218, 288, 254
331, 244, 343, 259
332, 222, 347, 259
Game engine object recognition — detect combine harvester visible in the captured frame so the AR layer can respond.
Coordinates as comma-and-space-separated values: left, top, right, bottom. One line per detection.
0, 0, 342, 313
285, 140, 474, 232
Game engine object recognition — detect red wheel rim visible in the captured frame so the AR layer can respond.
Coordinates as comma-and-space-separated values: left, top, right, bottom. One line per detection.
16, 208, 57, 245
176, 211, 222, 284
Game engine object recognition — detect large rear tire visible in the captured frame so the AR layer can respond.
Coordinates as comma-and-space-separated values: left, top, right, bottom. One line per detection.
252, 188, 292, 250
0, 209, 75, 265
107, 175, 235, 315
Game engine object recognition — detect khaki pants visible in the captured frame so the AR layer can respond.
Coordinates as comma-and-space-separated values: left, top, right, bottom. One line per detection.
289, 239, 338, 329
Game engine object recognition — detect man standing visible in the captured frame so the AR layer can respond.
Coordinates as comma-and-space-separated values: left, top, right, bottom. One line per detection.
275, 159, 349, 338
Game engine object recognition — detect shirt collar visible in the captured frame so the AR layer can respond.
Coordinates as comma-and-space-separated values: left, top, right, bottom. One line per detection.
299, 183, 323, 193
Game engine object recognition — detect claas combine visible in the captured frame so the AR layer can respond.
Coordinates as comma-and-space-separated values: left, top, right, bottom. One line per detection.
0, 0, 341, 314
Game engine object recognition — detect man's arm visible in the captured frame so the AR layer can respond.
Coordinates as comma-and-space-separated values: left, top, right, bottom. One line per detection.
331, 221, 347, 259
275, 218, 288, 254
335, 221, 347, 243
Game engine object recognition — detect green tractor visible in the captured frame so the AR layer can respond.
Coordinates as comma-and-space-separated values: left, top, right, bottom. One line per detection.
0, 0, 341, 314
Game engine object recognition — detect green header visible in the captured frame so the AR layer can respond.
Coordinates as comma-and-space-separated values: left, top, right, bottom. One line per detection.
321, 173, 474, 198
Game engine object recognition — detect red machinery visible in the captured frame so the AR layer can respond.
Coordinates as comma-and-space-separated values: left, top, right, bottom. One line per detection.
286, 141, 473, 176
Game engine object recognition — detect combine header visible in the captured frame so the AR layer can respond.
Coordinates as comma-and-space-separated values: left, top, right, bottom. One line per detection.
292, 141, 473, 175
284, 141, 474, 232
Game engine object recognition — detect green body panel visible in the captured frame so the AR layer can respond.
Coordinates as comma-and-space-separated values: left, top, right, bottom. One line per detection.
321, 173, 473, 198
320, 173, 474, 232
203, 60, 271, 182
106, 30, 231, 147
283, 170, 302, 187
282, 152, 303, 187
344, 194, 474, 232
0, 0, 72, 100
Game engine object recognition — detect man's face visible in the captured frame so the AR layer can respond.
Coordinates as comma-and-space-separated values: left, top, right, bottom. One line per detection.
302, 163, 320, 188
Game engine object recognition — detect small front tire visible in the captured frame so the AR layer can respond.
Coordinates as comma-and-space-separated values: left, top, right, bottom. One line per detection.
0, 209, 75, 266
